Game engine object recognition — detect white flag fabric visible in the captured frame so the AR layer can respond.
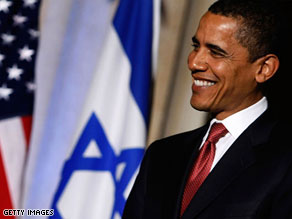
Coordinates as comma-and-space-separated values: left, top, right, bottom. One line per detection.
22, 0, 160, 218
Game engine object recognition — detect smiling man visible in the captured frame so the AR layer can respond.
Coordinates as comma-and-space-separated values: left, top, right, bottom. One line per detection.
123, 0, 292, 218
189, 11, 277, 120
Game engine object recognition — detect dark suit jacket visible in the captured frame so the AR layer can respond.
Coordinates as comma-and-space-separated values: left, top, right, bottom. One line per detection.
123, 109, 292, 219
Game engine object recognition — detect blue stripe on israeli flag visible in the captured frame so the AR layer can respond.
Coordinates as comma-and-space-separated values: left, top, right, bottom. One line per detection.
114, 0, 153, 123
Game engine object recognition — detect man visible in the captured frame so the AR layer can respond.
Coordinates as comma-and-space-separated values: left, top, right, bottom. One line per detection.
123, 0, 292, 218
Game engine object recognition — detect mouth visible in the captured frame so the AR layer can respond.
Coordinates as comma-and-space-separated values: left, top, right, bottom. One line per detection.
194, 79, 215, 87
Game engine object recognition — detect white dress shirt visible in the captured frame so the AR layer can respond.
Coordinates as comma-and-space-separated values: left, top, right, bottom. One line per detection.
199, 97, 268, 172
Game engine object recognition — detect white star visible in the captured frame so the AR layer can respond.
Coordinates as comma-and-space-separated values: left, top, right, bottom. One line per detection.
0, 0, 12, 13
0, 84, 13, 100
23, 0, 37, 8
13, 14, 28, 26
7, 65, 23, 80
19, 45, 34, 61
26, 81, 36, 92
0, 53, 4, 65
1, 33, 15, 45
28, 29, 39, 39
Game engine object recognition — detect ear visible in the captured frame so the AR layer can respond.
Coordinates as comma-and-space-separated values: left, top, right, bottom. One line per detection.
255, 54, 280, 83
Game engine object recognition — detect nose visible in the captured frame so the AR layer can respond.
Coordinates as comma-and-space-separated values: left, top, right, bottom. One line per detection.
188, 50, 208, 72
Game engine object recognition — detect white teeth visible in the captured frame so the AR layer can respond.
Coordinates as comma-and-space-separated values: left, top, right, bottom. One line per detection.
194, 80, 215, 87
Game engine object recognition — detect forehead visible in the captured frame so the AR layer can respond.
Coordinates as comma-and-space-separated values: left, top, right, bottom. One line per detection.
195, 12, 240, 47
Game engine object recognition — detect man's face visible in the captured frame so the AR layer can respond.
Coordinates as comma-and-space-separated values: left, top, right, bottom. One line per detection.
189, 12, 263, 120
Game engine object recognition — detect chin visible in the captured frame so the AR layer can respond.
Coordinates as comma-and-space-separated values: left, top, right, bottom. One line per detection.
190, 99, 209, 112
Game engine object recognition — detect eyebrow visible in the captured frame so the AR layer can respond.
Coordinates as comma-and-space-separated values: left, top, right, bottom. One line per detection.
192, 36, 229, 56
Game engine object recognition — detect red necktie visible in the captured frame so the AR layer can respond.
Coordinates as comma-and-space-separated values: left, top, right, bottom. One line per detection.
180, 123, 228, 217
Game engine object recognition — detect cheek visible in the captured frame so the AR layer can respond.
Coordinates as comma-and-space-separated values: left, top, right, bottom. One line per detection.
233, 66, 256, 88
210, 64, 238, 98
220, 66, 256, 100
208, 61, 232, 86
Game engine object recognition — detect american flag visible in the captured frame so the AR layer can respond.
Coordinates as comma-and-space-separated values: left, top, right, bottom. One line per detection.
0, 0, 40, 214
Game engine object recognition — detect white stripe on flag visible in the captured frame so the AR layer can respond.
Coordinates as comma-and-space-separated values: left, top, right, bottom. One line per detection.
0, 118, 27, 208
152, 0, 161, 75
57, 171, 115, 218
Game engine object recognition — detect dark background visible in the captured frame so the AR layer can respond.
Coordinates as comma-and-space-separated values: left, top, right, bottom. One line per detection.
265, 0, 292, 121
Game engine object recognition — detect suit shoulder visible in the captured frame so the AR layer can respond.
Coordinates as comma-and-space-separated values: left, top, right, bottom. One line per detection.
147, 125, 207, 154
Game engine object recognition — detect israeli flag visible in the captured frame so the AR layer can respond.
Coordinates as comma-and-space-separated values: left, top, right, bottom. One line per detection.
22, 0, 160, 218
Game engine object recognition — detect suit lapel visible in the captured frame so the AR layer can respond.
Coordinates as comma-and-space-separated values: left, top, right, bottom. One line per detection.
181, 109, 278, 219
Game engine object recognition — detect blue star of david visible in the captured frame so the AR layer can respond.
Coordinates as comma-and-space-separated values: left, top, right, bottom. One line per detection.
50, 113, 144, 219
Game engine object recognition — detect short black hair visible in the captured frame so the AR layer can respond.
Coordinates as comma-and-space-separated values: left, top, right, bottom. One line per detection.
209, 0, 280, 62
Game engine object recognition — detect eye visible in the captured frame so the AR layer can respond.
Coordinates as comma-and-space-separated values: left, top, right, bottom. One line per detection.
192, 43, 199, 51
210, 49, 225, 58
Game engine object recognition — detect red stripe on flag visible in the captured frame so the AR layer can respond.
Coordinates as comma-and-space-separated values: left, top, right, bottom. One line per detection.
0, 146, 14, 218
21, 116, 33, 150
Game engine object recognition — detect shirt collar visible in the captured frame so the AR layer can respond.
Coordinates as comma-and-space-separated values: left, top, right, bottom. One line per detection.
211, 97, 268, 139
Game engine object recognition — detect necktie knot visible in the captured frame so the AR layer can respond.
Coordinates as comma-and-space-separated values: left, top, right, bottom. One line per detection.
206, 122, 228, 144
